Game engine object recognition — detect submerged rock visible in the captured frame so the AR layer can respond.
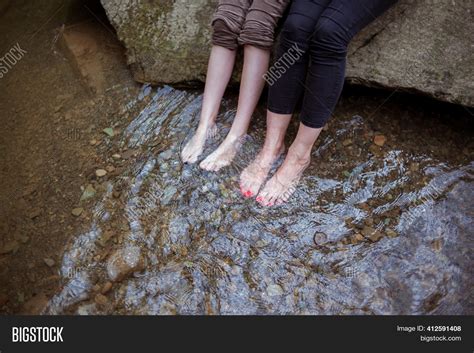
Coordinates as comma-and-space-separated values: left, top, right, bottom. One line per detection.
100, 0, 474, 107
106, 246, 145, 282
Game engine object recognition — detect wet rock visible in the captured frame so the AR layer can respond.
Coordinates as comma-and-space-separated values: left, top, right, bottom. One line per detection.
161, 186, 177, 206
94, 293, 108, 306
386, 228, 397, 238
106, 246, 145, 282
361, 226, 383, 242
95, 169, 107, 177
0, 240, 19, 254
71, 207, 83, 217
101, 0, 474, 106
267, 284, 284, 297
102, 127, 114, 137
80, 184, 96, 201
373, 135, 387, 147
29, 208, 42, 219
43, 258, 55, 267
101, 281, 113, 294
105, 165, 115, 173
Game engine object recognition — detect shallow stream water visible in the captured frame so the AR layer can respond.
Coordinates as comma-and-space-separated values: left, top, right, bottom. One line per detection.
45, 85, 473, 315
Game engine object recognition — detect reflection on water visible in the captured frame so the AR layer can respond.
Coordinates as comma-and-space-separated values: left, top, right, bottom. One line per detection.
46, 85, 473, 315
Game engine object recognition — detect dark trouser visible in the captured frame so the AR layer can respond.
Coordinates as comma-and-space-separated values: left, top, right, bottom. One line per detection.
267, 0, 397, 128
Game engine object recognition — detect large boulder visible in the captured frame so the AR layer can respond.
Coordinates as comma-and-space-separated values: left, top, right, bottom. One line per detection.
101, 0, 474, 107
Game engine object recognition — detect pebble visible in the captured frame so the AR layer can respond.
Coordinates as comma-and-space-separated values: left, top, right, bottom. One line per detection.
43, 258, 55, 267
342, 139, 352, 146
80, 184, 96, 201
94, 293, 108, 306
106, 246, 145, 282
373, 135, 387, 147
102, 127, 115, 137
0, 240, 19, 254
95, 169, 107, 177
71, 207, 84, 217
112, 153, 121, 160
89, 139, 97, 146
361, 226, 383, 242
101, 281, 113, 294
386, 228, 397, 238
267, 284, 284, 297
105, 165, 115, 173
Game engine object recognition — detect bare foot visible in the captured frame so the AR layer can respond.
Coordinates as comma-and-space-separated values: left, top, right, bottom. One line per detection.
239, 145, 285, 198
181, 124, 217, 163
256, 148, 310, 206
199, 134, 244, 172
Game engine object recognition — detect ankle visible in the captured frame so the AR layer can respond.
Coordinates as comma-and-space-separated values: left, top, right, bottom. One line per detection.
288, 145, 311, 163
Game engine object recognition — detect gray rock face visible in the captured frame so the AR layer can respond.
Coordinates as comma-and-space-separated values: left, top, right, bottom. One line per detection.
101, 0, 474, 107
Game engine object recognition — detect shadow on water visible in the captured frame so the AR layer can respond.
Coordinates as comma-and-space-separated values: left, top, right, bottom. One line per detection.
46, 85, 473, 315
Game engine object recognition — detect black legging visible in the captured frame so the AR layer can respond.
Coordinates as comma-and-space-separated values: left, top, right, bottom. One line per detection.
267, 0, 397, 128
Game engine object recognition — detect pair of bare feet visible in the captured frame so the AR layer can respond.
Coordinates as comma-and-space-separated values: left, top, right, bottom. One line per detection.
181, 124, 311, 206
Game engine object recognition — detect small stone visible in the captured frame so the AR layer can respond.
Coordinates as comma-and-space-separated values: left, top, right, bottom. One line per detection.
386, 228, 397, 238
105, 165, 115, 173
267, 284, 284, 297
97, 230, 115, 247
89, 139, 97, 146
361, 226, 383, 242
102, 127, 115, 137
71, 207, 83, 217
29, 208, 42, 219
373, 134, 387, 147
0, 240, 20, 254
342, 139, 352, 146
106, 246, 145, 282
101, 281, 113, 294
95, 169, 107, 177
94, 293, 108, 306
80, 184, 96, 201
43, 258, 55, 267
313, 232, 327, 245
112, 153, 121, 160
431, 239, 442, 252
353, 233, 364, 242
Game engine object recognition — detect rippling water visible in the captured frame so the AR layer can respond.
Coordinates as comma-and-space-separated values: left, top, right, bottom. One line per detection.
46, 85, 473, 315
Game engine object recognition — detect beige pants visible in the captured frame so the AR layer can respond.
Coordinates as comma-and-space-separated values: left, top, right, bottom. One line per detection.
212, 0, 291, 50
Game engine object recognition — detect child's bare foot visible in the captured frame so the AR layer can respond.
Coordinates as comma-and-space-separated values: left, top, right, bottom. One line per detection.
256, 147, 310, 206
199, 134, 244, 172
239, 145, 285, 198
181, 124, 217, 163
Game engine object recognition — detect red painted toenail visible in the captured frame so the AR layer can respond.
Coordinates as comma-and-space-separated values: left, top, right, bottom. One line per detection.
256, 196, 262, 202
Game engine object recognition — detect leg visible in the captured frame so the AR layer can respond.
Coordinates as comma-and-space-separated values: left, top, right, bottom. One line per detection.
181, 45, 236, 163
240, 0, 328, 196
258, 0, 397, 205
200, 45, 270, 171
257, 123, 321, 206
239, 110, 290, 198
200, 0, 291, 171
181, 0, 250, 163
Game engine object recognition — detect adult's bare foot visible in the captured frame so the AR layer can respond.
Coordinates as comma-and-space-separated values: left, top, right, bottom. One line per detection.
239, 145, 285, 198
181, 124, 217, 163
256, 147, 310, 206
199, 133, 244, 172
